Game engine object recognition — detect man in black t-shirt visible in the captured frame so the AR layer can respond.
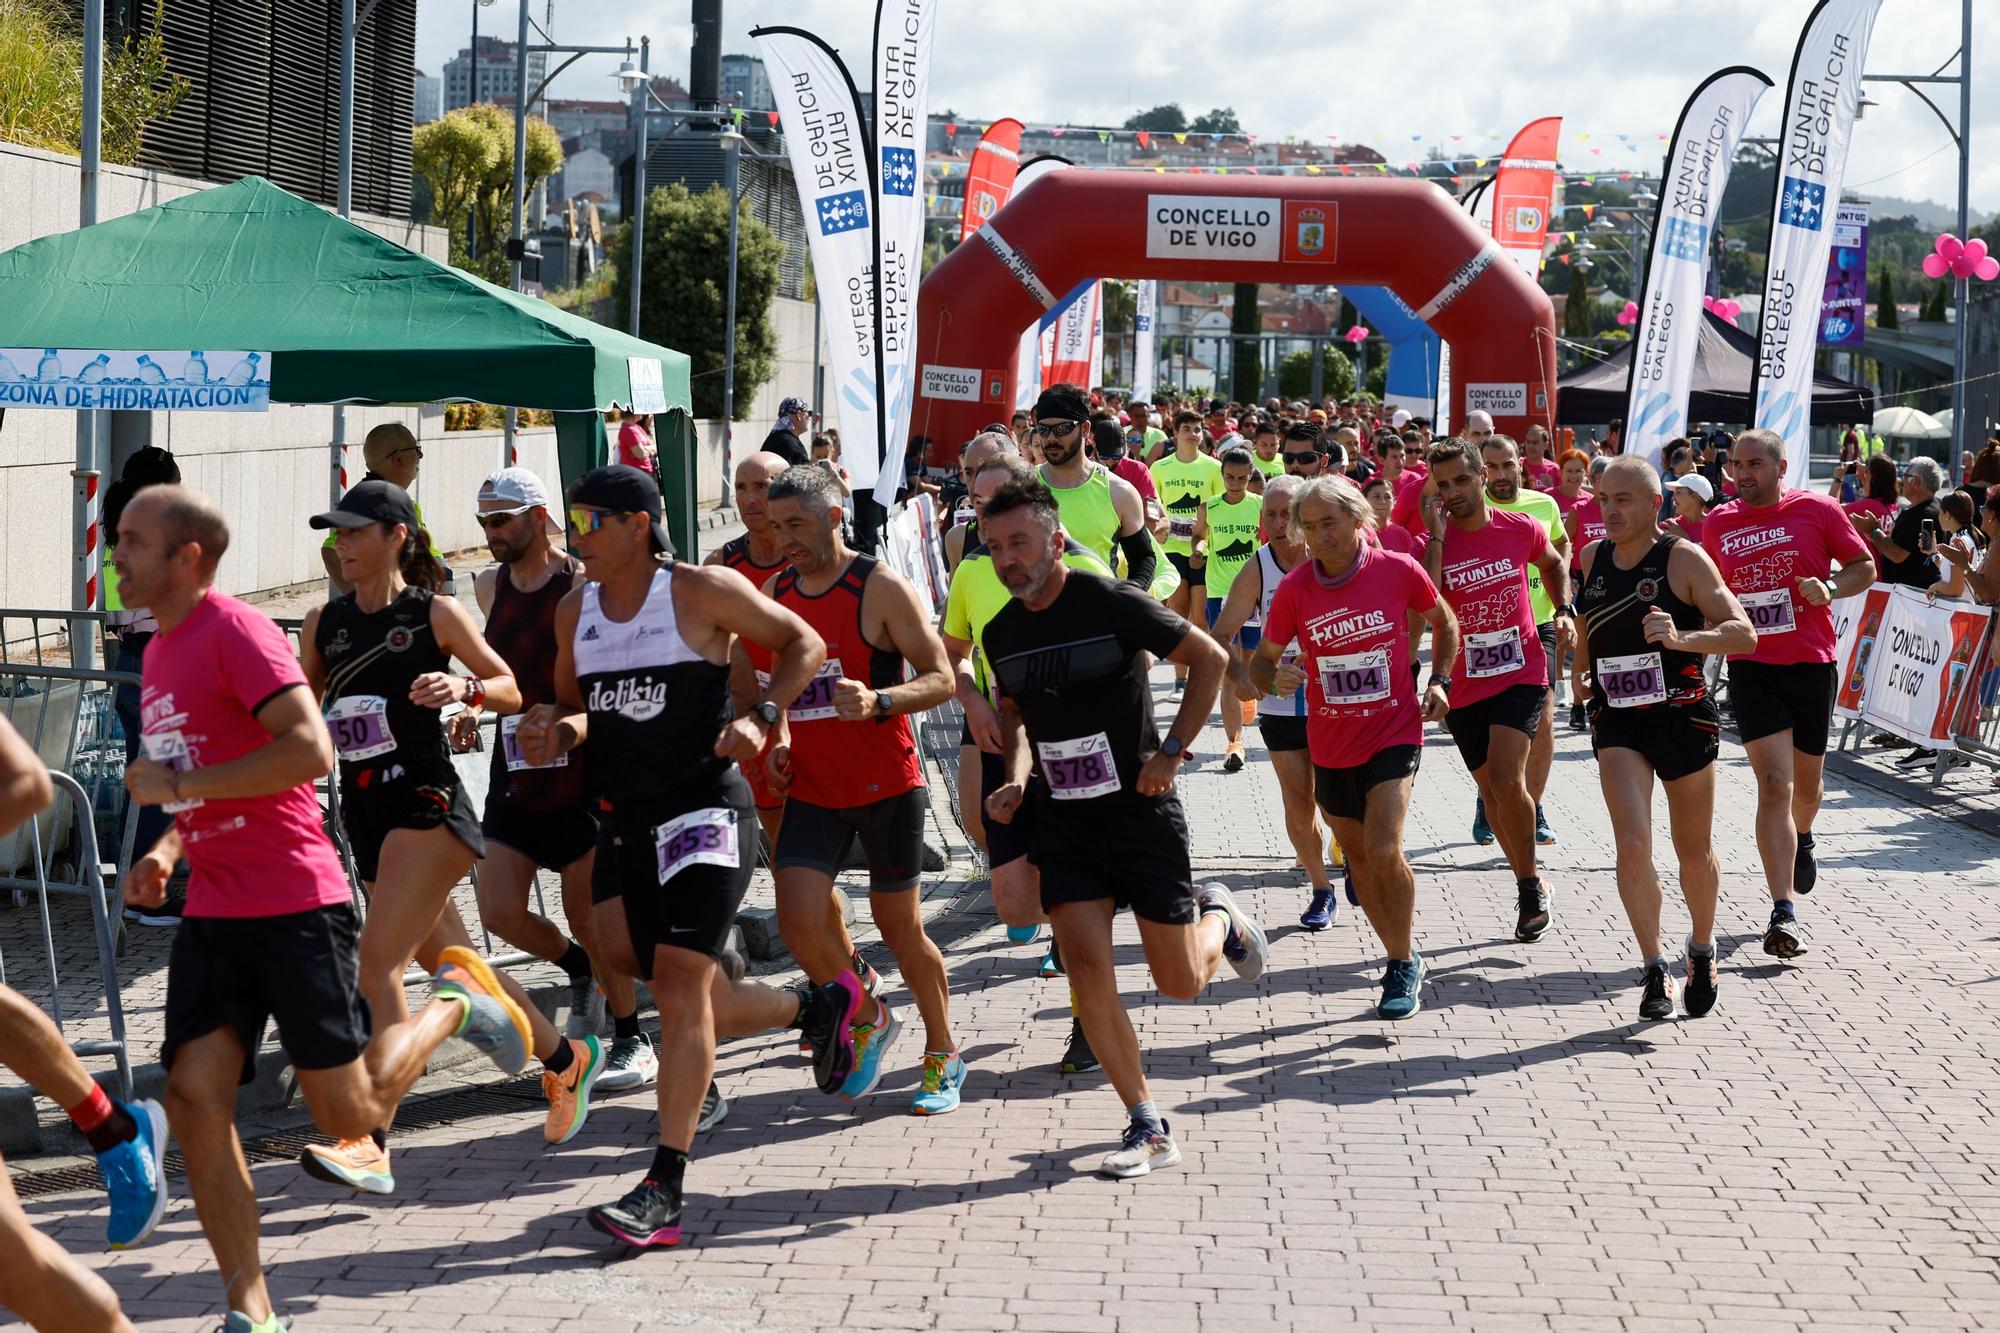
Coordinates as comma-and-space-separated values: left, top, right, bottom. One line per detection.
978, 478, 1268, 1181
1854, 456, 1943, 589
759, 398, 812, 468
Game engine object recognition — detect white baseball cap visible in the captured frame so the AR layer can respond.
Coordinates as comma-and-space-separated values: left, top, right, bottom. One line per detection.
479, 466, 561, 533
1665, 474, 1714, 502
1390, 409, 1411, 428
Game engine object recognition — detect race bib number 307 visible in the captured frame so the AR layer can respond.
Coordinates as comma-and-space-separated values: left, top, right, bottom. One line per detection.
501, 714, 567, 771
653, 806, 740, 884
1036, 732, 1121, 801
1740, 588, 1795, 635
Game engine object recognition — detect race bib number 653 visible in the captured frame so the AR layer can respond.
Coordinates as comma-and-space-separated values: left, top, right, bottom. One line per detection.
653, 806, 740, 884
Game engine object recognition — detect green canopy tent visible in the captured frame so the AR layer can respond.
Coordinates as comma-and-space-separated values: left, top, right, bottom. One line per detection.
0, 175, 700, 552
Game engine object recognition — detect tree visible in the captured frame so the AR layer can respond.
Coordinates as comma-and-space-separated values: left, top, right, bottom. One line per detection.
1562, 265, 1593, 337
0, 0, 187, 163
1230, 283, 1262, 400
1278, 344, 1357, 401
1875, 266, 1899, 331
1123, 104, 1187, 133
1921, 279, 1951, 323
609, 183, 782, 420
1189, 107, 1241, 137
411, 104, 563, 285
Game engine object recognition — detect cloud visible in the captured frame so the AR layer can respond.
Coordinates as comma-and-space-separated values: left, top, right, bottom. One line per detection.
416, 0, 2000, 211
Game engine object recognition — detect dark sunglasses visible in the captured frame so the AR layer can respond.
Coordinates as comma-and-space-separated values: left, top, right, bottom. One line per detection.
1284, 451, 1321, 465
475, 508, 530, 530
1031, 420, 1081, 439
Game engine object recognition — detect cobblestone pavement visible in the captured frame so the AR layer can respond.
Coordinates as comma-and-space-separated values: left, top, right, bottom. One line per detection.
9, 668, 2000, 1331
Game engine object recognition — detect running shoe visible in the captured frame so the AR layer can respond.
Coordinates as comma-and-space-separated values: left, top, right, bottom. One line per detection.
1683, 939, 1720, 1018
588, 1177, 682, 1249
1569, 700, 1587, 732
125, 888, 186, 927
1039, 938, 1063, 977
1342, 860, 1358, 907
1638, 961, 1675, 1022
1896, 747, 1939, 769
1534, 804, 1557, 846
697, 1081, 730, 1133
219, 1314, 294, 1332
597, 1031, 658, 1092
910, 1051, 968, 1116
565, 977, 606, 1040
1172, 676, 1185, 698
433, 946, 532, 1076
1299, 888, 1338, 932
1099, 1118, 1180, 1179
1005, 923, 1044, 946
1471, 798, 1494, 846
100, 1097, 168, 1250
837, 998, 903, 1100
1794, 832, 1818, 895
1378, 955, 1425, 1020
1762, 906, 1805, 959
851, 949, 883, 998
805, 973, 866, 1094
1515, 881, 1551, 943
1060, 1018, 1100, 1074
1198, 883, 1269, 982
541, 1036, 606, 1145
1223, 740, 1245, 773
300, 1136, 394, 1195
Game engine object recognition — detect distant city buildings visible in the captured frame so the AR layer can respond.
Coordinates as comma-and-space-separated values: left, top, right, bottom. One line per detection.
720, 54, 774, 112
443, 37, 547, 112
413, 70, 442, 125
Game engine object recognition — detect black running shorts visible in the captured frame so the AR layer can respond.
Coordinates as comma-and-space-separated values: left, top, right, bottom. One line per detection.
774, 788, 928, 891
1443, 683, 1548, 774
1035, 795, 1197, 926
162, 905, 372, 1085
1588, 699, 1721, 782
1257, 713, 1309, 753
340, 777, 482, 883
481, 804, 598, 872
978, 750, 1041, 869
1728, 660, 1838, 756
1313, 744, 1422, 822
592, 771, 756, 965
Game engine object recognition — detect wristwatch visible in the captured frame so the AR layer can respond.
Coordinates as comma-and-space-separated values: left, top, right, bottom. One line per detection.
873, 689, 894, 717
750, 701, 780, 728
1159, 736, 1186, 759
1427, 675, 1452, 691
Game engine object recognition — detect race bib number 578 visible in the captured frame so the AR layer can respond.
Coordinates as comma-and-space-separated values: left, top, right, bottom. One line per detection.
1036, 732, 1121, 801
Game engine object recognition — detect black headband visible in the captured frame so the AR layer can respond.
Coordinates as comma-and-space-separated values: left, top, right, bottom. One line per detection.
1032, 389, 1090, 423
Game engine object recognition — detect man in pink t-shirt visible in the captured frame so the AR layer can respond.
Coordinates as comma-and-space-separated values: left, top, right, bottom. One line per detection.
115, 485, 527, 1332
1252, 475, 1458, 1022
1423, 439, 1574, 945
1700, 429, 1874, 960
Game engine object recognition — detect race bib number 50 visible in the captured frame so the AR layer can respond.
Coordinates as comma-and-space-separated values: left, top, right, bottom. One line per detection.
654, 806, 740, 884
326, 694, 396, 761
1036, 732, 1121, 801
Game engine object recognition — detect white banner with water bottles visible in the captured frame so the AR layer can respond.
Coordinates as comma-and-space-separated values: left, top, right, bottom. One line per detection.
0, 349, 271, 411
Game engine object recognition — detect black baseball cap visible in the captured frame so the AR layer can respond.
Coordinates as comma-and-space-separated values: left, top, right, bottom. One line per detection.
567, 464, 673, 555
309, 478, 417, 532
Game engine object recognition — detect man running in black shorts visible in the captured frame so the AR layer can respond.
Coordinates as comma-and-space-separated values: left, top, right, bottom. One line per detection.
980, 478, 1268, 1178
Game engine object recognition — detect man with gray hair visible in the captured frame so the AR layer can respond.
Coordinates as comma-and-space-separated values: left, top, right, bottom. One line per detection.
1852, 455, 1943, 589
1702, 429, 1874, 959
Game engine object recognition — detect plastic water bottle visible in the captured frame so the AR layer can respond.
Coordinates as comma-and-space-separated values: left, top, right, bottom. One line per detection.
184, 351, 209, 384
37, 349, 62, 381
135, 355, 167, 385
0, 353, 19, 383
77, 354, 110, 384
223, 352, 262, 386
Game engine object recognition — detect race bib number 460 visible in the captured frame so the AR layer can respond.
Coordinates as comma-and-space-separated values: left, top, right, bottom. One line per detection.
1596, 651, 1666, 708
653, 806, 740, 884
788, 662, 846, 721
1464, 627, 1524, 679
1036, 732, 1121, 801
326, 694, 396, 761
1740, 588, 1795, 635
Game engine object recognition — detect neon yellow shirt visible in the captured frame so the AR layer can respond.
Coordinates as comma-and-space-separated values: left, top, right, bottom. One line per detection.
1203, 493, 1263, 598
1487, 488, 1564, 624
943, 536, 1110, 699
1150, 452, 1224, 556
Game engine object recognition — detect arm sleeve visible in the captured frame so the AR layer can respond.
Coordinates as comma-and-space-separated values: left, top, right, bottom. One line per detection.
1108, 580, 1194, 659
1824, 497, 1872, 564
1118, 528, 1158, 590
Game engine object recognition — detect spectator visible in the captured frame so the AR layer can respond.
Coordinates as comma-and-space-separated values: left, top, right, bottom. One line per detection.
1551, 448, 1592, 517
1964, 438, 2000, 510
810, 433, 852, 500
1926, 489, 1983, 600
1520, 425, 1561, 491
1853, 456, 1944, 588
615, 410, 657, 477
320, 422, 439, 596
760, 396, 812, 467
1838, 455, 1901, 571
1664, 473, 1714, 543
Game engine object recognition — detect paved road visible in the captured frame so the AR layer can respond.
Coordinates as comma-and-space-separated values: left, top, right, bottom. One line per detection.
11, 666, 2000, 1330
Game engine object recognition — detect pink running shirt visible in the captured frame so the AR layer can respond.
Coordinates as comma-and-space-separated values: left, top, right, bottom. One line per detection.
1436, 509, 1550, 707
1702, 488, 1871, 665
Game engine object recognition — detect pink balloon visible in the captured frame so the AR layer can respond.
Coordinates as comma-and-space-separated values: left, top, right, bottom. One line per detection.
1924, 253, 1952, 279
1978, 257, 2000, 282
1936, 233, 1965, 261
1965, 238, 1990, 263
1702, 294, 1717, 311
1724, 301, 1742, 319
1954, 254, 1979, 279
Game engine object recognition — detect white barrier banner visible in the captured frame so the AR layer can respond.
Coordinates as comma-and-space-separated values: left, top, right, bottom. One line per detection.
1856, 585, 1991, 750
1131, 280, 1157, 401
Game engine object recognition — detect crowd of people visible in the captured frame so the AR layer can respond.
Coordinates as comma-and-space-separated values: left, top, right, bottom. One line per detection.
5, 385, 1991, 1331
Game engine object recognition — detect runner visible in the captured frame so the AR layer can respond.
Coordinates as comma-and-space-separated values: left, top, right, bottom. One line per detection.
460, 468, 658, 1098
1564, 455, 1613, 728
942, 433, 1013, 572
936, 431, 1017, 870
1195, 447, 1264, 771
300, 479, 605, 1192
942, 452, 1111, 1071
1248, 418, 1286, 482
705, 451, 795, 849
981, 476, 1268, 1177
1249, 477, 1456, 1016
117, 485, 526, 1332
1152, 408, 1225, 692
515, 464, 854, 1250
1281, 421, 1329, 479
1701, 429, 1875, 958
0, 720, 154, 1332
1478, 434, 1568, 848
1212, 476, 1341, 927
1422, 438, 1574, 943
746, 464, 967, 1113
1574, 458, 1755, 1019
1093, 418, 1165, 538
1032, 384, 1155, 586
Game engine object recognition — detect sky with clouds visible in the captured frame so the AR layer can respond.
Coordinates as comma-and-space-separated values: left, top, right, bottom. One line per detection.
417, 0, 2000, 214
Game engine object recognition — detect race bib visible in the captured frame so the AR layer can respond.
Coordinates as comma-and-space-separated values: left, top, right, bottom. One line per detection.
1596, 651, 1666, 708
326, 694, 396, 761
500, 713, 567, 771
653, 806, 740, 884
788, 661, 846, 721
1740, 588, 1795, 635
1036, 732, 1121, 801
1465, 627, 1525, 680
1315, 649, 1390, 706
1168, 516, 1196, 541
141, 730, 204, 813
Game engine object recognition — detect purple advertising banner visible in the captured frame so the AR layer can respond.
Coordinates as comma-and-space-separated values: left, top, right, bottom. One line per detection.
1820, 201, 1869, 346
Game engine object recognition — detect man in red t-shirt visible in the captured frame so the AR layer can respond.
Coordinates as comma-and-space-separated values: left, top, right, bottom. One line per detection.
116, 486, 527, 1332
1252, 476, 1457, 1020
1423, 439, 1574, 944
1701, 429, 1874, 959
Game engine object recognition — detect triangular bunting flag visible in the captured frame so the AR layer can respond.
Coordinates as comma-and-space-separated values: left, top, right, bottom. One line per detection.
1137, 131, 1151, 150
1475, 158, 1487, 168
1051, 127, 1064, 137
945, 122, 957, 137
1559, 255, 1572, 264
1581, 205, 1595, 219
1305, 165, 1321, 174
1174, 132, 1188, 144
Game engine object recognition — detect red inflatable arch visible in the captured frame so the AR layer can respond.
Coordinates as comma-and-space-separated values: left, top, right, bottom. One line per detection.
912, 173, 1558, 457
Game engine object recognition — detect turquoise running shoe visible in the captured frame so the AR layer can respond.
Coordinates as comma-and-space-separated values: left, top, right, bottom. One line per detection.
837, 998, 902, 1100
910, 1051, 967, 1116
100, 1097, 168, 1250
